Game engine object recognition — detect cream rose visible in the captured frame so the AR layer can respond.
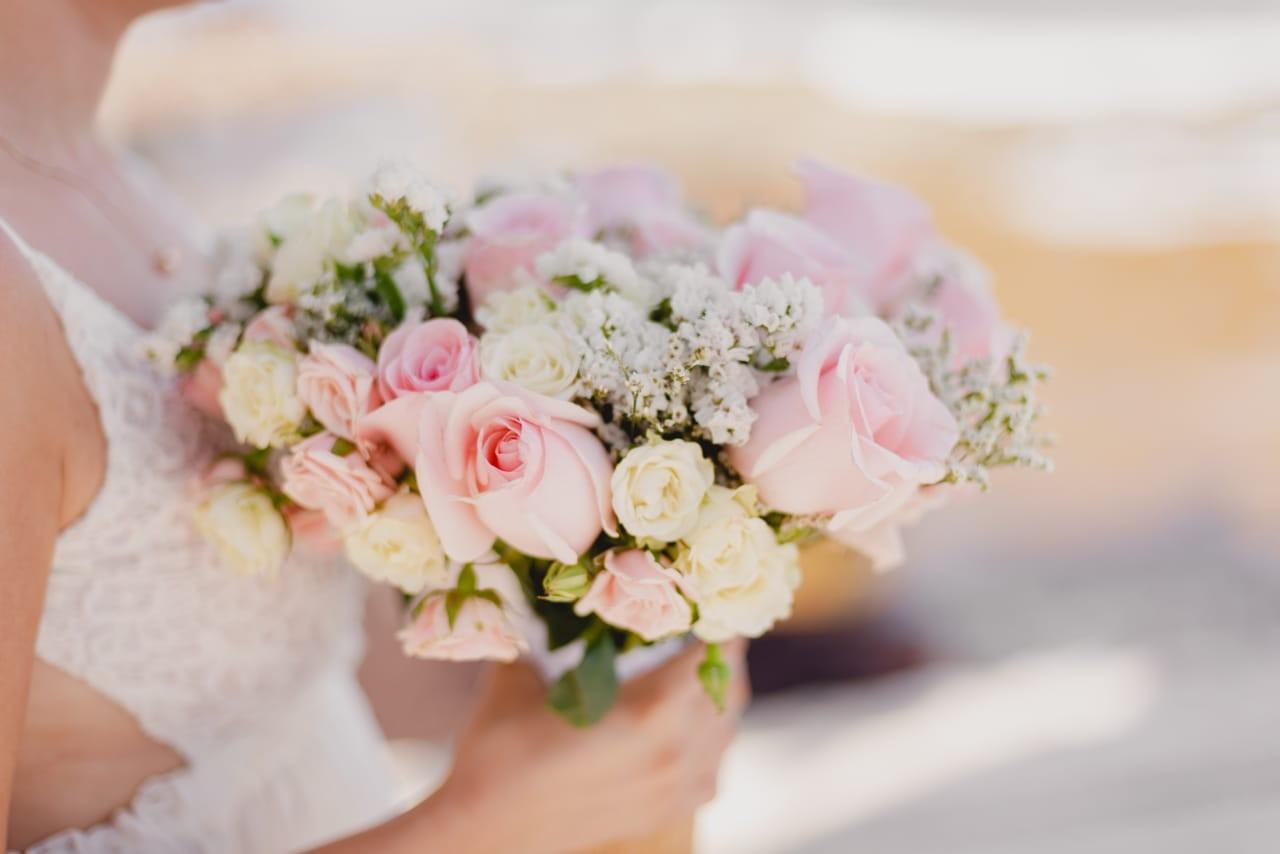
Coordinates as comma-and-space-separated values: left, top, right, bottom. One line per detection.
611, 440, 714, 543
479, 325, 579, 398
266, 198, 357, 304
194, 482, 291, 578
343, 489, 448, 594
218, 341, 307, 448
675, 486, 800, 642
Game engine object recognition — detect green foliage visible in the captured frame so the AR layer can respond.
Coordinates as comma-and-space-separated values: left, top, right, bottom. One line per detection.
697, 643, 731, 712
547, 630, 619, 727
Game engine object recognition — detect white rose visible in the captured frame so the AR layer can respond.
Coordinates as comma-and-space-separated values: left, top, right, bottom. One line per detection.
675, 486, 800, 642
253, 192, 315, 266
475, 285, 556, 333
479, 325, 580, 397
194, 482, 291, 578
266, 198, 357, 304
218, 341, 307, 448
343, 490, 448, 594
612, 440, 714, 543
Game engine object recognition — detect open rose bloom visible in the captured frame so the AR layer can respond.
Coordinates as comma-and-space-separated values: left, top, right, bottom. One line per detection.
146, 159, 1049, 725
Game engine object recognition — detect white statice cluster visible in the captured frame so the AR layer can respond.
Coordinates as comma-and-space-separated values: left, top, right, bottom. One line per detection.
901, 305, 1053, 488
536, 238, 655, 306
370, 160, 453, 234
474, 241, 825, 449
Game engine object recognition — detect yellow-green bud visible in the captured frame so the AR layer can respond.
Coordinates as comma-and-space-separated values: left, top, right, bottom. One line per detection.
542, 560, 592, 603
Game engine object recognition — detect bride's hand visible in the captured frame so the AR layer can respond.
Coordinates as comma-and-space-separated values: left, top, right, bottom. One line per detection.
437, 641, 749, 853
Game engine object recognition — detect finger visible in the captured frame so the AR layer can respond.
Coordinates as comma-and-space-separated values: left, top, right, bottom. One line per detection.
621, 642, 706, 702
483, 660, 546, 705
721, 638, 749, 668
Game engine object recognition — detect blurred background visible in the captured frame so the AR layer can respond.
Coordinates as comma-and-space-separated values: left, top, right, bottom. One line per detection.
103, 1, 1280, 851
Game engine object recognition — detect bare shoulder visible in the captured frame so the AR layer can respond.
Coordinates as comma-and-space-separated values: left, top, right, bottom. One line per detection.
0, 229, 100, 524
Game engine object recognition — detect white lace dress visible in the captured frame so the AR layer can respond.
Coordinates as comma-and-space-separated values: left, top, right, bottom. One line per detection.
1, 217, 401, 853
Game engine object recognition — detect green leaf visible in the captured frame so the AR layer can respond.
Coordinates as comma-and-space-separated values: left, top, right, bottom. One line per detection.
547, 631, 619, 727
648, 297, 673, 326
242, 447, 272, 475
456, 563, 478, 597
531, 592, 595, 650
554, 274, 603, 293
330, 437, 357, 457
444, 591, 464, 629
174, 344, 205, 372
697, 643, 730, 712
373, 270, 407, 322
759, 356, 791, 372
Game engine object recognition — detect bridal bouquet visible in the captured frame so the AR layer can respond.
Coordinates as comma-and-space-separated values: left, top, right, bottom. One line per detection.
146, 160, 1049, 723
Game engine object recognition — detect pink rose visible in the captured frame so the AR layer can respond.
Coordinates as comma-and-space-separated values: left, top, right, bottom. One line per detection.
359, 382, 616, 564
284, 506, 343, 557
398, 594, 524, 662
280, 432, 395, 530
718, 210, 865, 315
180, 358, 224, 418
574, 550, 692, 642
907, 246, 1014, 367
830, 485, 948, 572
201, 456, 248, 487
297, 343, 381, 441
718, 161, 936, 316
462, 191, 587, 304
796, 159, 935, 312
728, 316, 958, 534
575, 165, 709, 256
376, 317, 479, 401
242, 305, 297, 349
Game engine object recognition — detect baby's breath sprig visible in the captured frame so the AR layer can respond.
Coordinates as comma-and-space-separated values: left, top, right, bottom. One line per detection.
900, 305, 1053, 489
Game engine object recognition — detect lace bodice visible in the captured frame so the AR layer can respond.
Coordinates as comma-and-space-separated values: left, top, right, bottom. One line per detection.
1, 218, 399, 852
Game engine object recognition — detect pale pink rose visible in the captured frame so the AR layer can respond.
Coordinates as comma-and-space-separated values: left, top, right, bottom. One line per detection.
284, 506, 343, 557
462, 192, 588, 304
297, 343, 381, 441
242, 305, 297, 349
201, 456, 248, 487
280, 432, 394, 530
717, 210, 866, 315
796, 159, 935, 312
728, 316, 958, 533
718, 161, 937, 316
831, 484, 950, 571
398, 595, 524, 662
360, 382, 616, 564
376, 318, 479, 401
907, 246, 1014, 367
574, 165, 709, 256
180, 359, 224, 418
574, 550, 692, 642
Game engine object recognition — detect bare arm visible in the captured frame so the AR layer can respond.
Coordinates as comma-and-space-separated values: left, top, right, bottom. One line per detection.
0, 239, 86, 845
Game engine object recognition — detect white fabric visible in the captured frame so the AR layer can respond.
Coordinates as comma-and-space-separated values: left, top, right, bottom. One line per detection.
0, 217, 400, 853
